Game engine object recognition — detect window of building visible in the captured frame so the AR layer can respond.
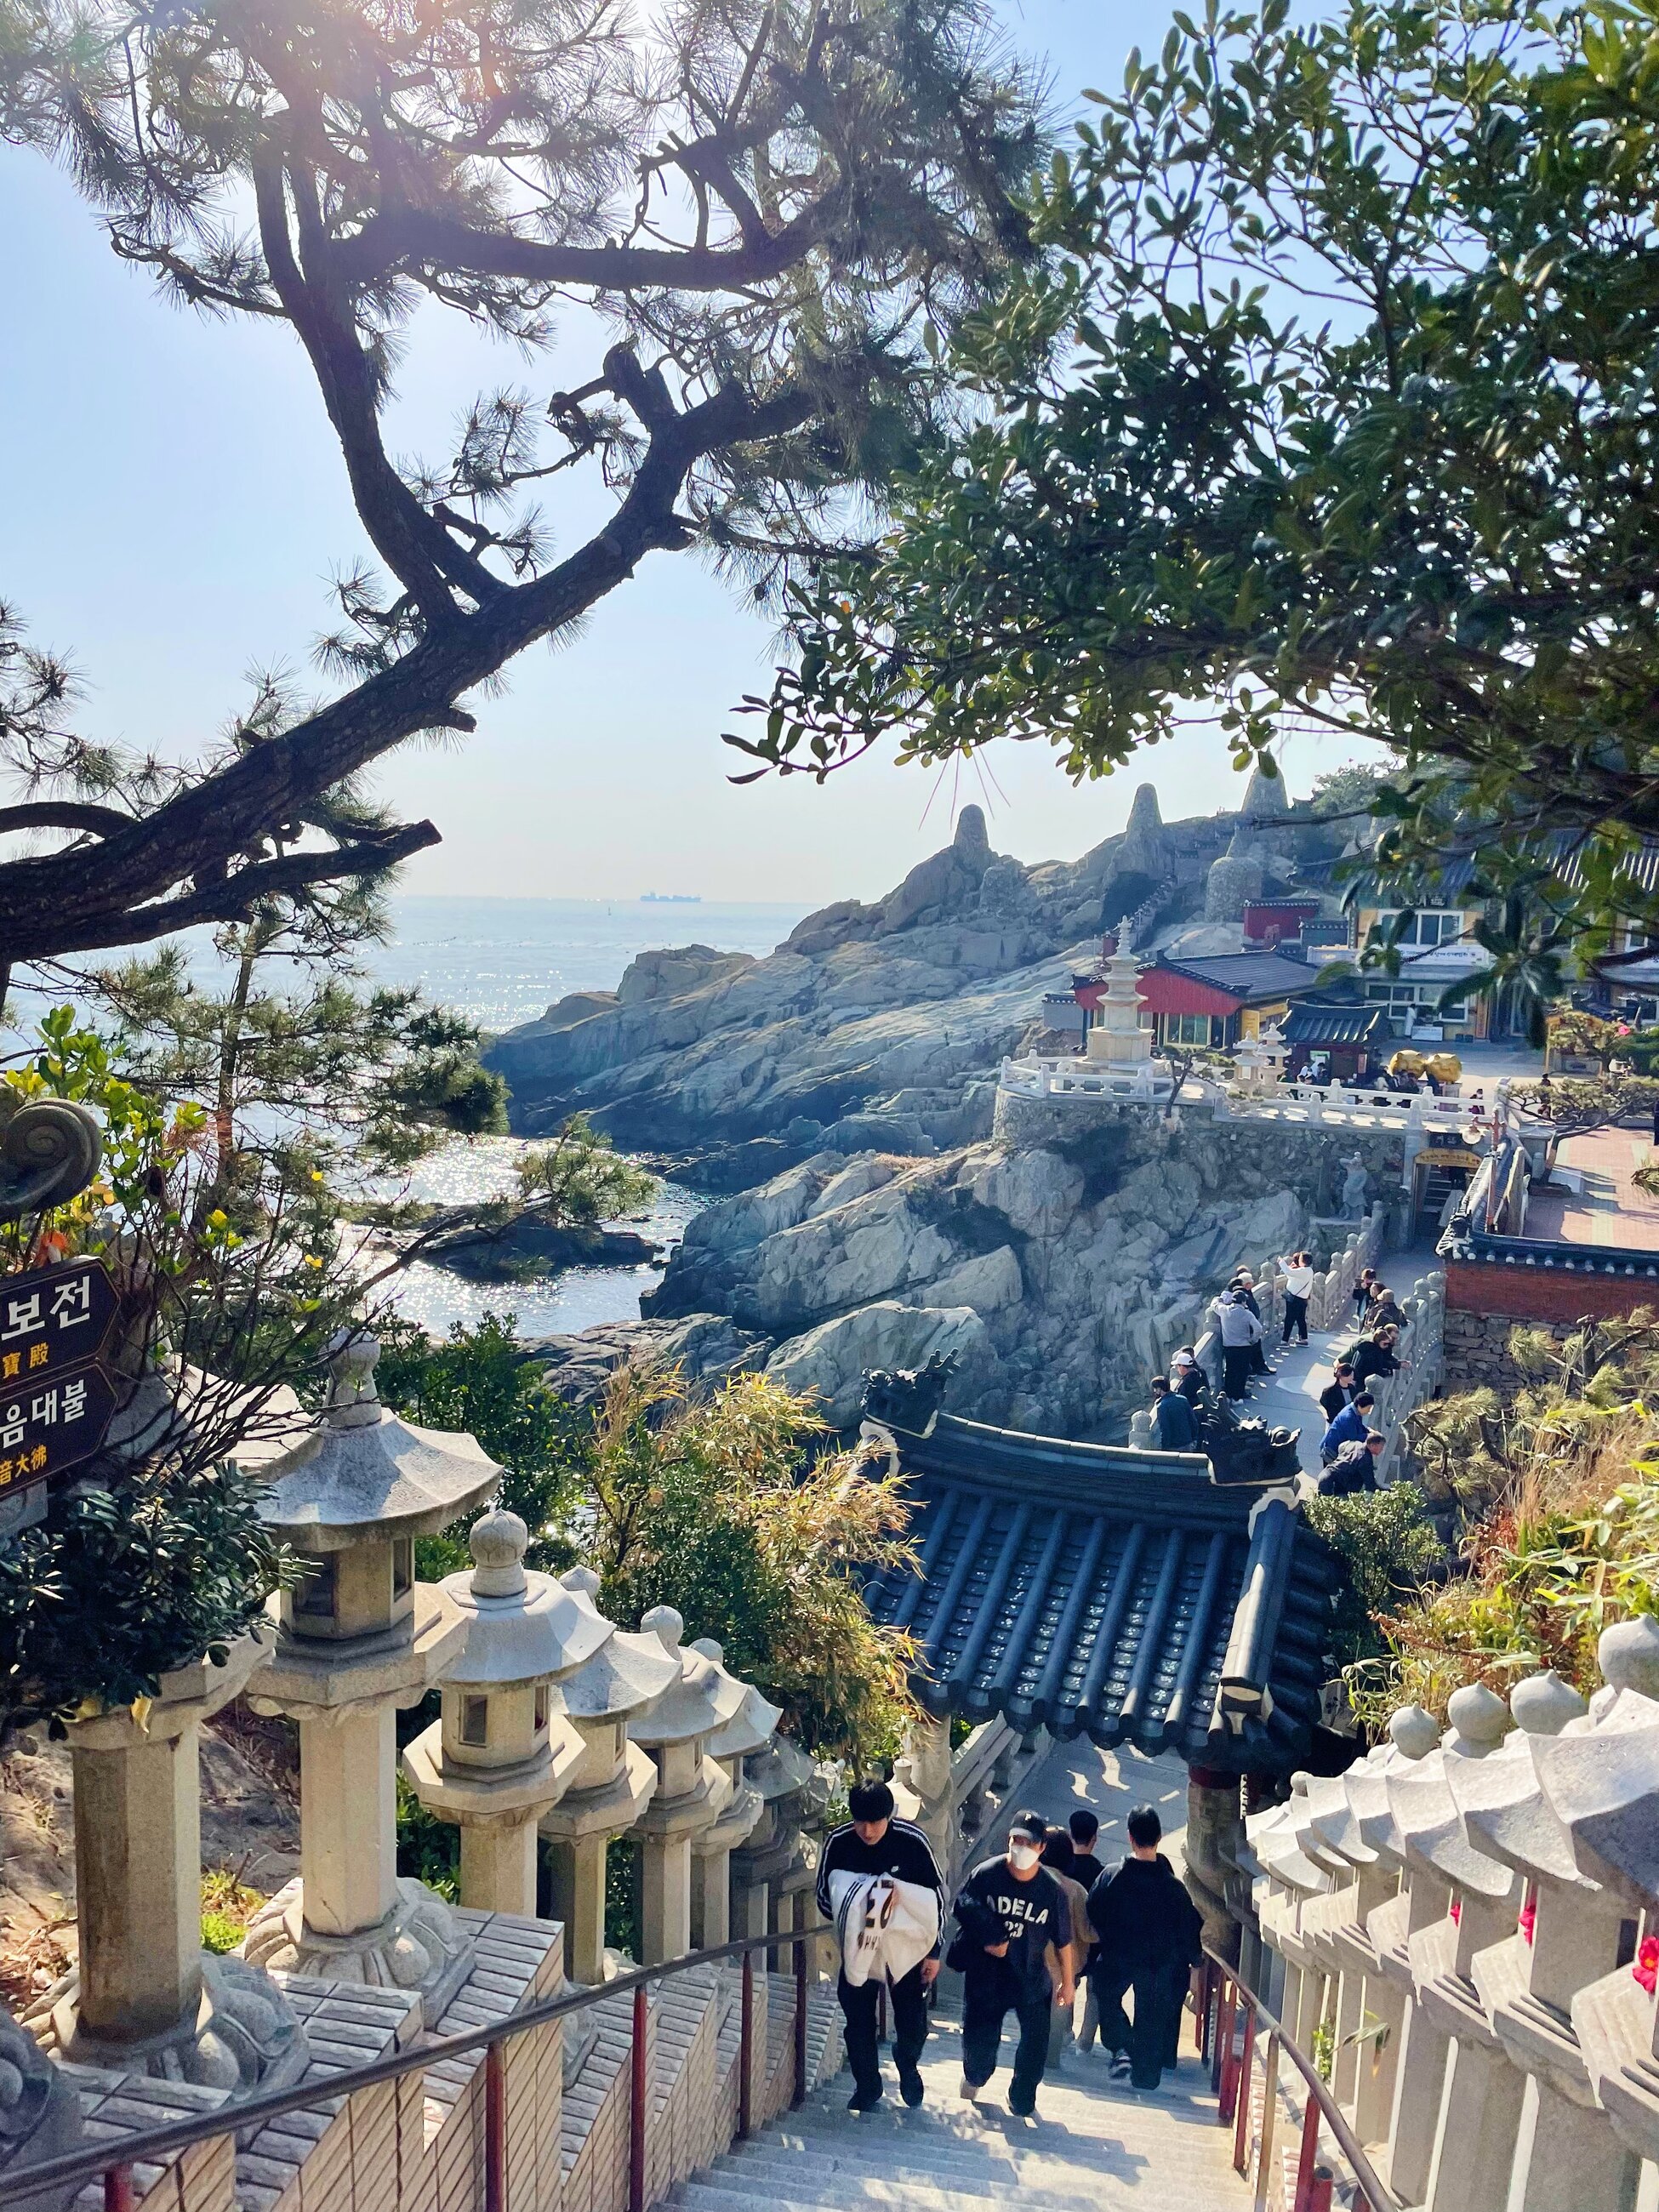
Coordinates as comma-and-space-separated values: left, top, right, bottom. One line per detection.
461, 1696, 489, 1747
1377, 909, 1467, 948
1165, 1013, 1217, 1046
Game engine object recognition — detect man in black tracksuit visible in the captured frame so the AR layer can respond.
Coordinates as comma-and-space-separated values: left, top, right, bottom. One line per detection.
952, 1810, 1074, 2118
816, 1779, 945, 2112
1086, 1804, 1204, 2089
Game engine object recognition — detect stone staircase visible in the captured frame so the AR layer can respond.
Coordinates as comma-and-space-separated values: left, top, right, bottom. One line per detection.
666, 2012, 1250, 2211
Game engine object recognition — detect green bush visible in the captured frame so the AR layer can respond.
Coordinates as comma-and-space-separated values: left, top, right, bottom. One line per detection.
1303, 1485, 1444, 1673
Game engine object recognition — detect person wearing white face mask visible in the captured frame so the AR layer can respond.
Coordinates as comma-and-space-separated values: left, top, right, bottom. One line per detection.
947, 1811, 1073, 2118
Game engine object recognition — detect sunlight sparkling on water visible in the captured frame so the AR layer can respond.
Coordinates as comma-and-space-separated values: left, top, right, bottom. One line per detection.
384, 1135, 707, 1341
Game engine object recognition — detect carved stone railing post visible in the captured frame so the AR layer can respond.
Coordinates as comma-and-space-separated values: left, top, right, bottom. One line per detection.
1446, 1668, 1640, 2212
892, 1714, 955, 1884
1535, 1619, 1659, 2187
624, 1608, 734, 1964
537, 1566, 677, 1988
402, 1509, 607, 1916
1395, 1686, 1527, 2212
686, 1640, 777, 1953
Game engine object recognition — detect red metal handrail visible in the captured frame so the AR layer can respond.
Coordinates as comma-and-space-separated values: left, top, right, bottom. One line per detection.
1201, 1944, 1400, 2212
0, 1922, 826, 2211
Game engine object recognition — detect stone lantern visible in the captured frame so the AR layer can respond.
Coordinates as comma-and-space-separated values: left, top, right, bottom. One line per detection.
730, 1736, 819, 1947
538, 1566, 679, 1986
241, 1332, 500, 2022
686, 1639, 778, 1950
29, 1633, 309, 2095
624, 1608, 736, 1964
402, 1509, 610, 1917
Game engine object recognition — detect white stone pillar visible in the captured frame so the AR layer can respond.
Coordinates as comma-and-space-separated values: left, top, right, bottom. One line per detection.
71, 1726, 202, 2045
459, 1817, 543, 1918
300, 1707, 401, 1937
547, 1833, 613, 1986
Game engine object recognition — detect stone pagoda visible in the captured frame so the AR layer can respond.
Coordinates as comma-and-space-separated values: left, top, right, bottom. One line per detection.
402, 1508, 611, 1916
685, 1639, 779, 1950
1084, 942, 1166, 1085
241, 1331, 500, 2021
539, 1565, 680, 1985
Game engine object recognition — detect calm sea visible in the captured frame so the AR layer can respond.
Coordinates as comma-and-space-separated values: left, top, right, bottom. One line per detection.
14, 894, 812, 1343
368, 895, 810, 1034
373, 896, 811, 1340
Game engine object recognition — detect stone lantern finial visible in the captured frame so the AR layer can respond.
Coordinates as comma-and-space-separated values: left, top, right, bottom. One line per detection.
644, 1605, 685, 1655
470, 1506, 529, 1598
1445, 1683, 1512, 1757
1510, 1670, 1588, 1736
325, 1327, 383, 1428
1597, 1614, 1659, 1702
1389, 1705, 1440, 1761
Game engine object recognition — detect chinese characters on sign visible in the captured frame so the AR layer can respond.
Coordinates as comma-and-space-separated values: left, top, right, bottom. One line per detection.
0, 1258, 120, 1493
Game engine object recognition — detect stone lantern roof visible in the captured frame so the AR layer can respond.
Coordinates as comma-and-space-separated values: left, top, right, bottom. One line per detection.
746, 1736, 817, 1802
627, 1608, 734, 1748
258, 1332, 501, 1548
437, 1513, 612, 1689
688, 1639, 781, 1760
556, 1568, 681, 1724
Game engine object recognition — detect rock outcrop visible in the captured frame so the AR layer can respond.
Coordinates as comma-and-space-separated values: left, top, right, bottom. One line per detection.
640, 1111, 1318, 1436
492, 787, 1360, 1440
485, 796, 1259, 1189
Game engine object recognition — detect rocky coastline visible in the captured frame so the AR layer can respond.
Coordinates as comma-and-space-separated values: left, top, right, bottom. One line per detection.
482, 788, 1365, 1438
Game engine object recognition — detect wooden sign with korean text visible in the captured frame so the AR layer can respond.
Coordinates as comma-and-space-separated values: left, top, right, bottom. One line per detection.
0, 1257, 121, 1497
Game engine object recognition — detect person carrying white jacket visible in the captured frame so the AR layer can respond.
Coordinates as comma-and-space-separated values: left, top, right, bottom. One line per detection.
816, 1779, 945, 2111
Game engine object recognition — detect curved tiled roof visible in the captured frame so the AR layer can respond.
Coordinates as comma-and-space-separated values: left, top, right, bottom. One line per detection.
862, 1414, 1337, 1776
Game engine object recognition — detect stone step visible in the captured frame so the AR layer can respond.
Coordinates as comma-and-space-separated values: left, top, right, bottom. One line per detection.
704, 2147, 1107, 2210
670, 2177, 1150, 2212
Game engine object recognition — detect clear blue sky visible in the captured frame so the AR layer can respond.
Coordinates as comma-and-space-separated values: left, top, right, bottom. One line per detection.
0, 0, 1359, 909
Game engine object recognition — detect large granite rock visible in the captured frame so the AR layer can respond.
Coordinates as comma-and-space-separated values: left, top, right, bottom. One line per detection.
644, 1114, 1320, 1437
482, 792, 1299, 1185
765, 1301, 1000, 1432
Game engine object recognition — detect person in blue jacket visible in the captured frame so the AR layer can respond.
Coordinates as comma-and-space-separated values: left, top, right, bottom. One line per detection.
1149, 1375, 1198, 1451
1320, 1388, 1376, 1465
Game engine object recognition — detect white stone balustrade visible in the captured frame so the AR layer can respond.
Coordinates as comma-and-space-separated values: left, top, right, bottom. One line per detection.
1244, 1633, 1659, 2212
402, 1508, 609, 1916
686, 1639, 778, 1952
624, 1608, 738, 1965
536, 1565, 680, 1987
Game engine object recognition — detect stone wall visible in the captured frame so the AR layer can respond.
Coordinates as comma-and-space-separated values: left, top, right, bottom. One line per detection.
990, 1092, 1408, 1223
1443, 1257, 1659, 1395
1440, 1305, 1562, 1396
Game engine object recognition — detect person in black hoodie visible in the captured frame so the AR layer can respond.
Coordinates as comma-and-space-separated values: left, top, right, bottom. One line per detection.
816, 1779, 945, 2111
1085, 1805, 1204, 2089
951, 1810, 1075, 2117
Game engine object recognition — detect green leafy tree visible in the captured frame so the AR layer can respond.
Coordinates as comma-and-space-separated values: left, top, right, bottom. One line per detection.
0, 0, 1040, 975
515, 1120, 657, 1231
374, 1314, 590, 1578
584, 1364, 921, 1767
740, 0, 1659, 991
